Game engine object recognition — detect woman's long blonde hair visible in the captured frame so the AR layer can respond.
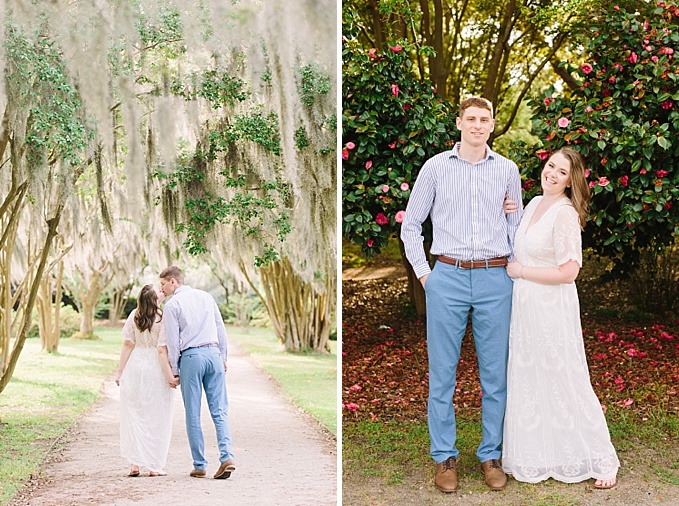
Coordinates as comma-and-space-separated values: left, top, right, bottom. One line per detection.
552, 147, 590, 229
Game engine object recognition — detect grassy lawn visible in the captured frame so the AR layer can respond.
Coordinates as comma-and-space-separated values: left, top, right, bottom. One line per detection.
0, 324, 337, 505
226, 325, 338, 436
0, 328, 121, 505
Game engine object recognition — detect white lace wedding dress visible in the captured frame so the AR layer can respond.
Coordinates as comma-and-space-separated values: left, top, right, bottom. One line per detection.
119, 310, 175, 472
502, 196, 619, 483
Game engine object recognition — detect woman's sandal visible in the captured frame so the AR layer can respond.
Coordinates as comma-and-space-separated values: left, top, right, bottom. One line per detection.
593, 477, 617, 489
127, 468, 140, 477
149, 471, 167, 477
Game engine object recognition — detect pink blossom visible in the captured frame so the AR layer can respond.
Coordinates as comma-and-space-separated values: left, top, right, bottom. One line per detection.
589, 181, 596, 189
344, 402, 360, 412
537, 149, 549, 161
345, 141, 355, 150
598, 176, 610, 187
640, 168, 647, 174
366, 160, 373, 169
614, 5, 619, 9
395, 210, 406, 223
601, 157, 608, 166
400, 182, 409, 191
375, 213, 389, 226
391, 84, 399, 97
543, 97, 554, 106
368, 48, 378, 60
609, 76, 616, 84
557, 117, 571, 128
349, 384, 362, 392
652, 56, 660, 63
627, 51, 638, 64
382, 185, 390, 193
342, 148, 349, 161
581, 63, 593, 74
660, 99, 673, 110
389, 44, 403, 52
366, 239, 374, 248
388, 141, 397, 149
660, 47, 674, 55
621, 175, 629, 186
657, 169, 669, 177
585, 106, 594, 113
585, 169, 591, 178
644, 20, 650, 30
623, 399, 634, 407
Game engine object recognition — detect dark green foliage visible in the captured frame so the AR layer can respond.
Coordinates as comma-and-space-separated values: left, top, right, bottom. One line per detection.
298, 63, 331, 106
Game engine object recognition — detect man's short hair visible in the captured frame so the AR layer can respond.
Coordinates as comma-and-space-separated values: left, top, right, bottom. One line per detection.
459, 97, 494, 118
160, 266, 184, 284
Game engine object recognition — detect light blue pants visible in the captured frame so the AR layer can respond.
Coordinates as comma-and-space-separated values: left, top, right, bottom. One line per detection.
425, 260, 512, 463
179, 347, 235, 469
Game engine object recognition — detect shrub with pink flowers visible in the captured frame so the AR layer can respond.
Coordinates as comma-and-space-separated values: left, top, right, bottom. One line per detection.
342, 38, 456, 255
509, 2, 679, 272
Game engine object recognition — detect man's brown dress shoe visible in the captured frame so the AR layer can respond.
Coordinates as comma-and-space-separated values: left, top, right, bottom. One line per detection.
214, 459, 236, 479
434, 456, 458, 492
480, 459, 507, 490
189, 468, 206, 478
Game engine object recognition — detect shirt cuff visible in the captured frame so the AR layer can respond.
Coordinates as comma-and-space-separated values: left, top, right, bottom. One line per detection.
413, 263, 432, 279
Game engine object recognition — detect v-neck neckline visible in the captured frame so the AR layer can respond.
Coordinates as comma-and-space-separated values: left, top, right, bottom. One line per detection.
526, 196, 567, 232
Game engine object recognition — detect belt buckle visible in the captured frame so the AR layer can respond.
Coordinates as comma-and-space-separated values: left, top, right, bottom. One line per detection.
470, 260, 474, 268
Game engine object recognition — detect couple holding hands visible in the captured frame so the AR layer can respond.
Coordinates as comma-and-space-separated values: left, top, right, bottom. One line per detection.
114, 266, 236, 480
401, 97, 619, 492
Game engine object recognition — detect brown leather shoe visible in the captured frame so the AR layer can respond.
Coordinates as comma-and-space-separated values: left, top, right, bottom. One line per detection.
480, 459, 507, 491
214, 459, 236, 479
189, 468, 206, 478
434, 456, 458, 492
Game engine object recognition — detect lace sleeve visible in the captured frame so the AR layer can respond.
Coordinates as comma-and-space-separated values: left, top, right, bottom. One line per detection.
156, 317, 167, 347
553, 205, 582, 267
122, 310, 137, 344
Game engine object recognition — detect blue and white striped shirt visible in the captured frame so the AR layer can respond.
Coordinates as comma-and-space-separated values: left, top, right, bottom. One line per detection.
401, 143, 524, 279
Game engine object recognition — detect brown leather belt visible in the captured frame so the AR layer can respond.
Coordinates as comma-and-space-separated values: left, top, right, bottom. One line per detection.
436, 256, 508, 269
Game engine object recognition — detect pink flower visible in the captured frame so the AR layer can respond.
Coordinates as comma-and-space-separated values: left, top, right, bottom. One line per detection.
389, 44, 403, 52
589, 181, 596, 188
581, 63, 593, 74
345, 141, 355, 150
395, 210, 406, 223
623, 399, 634, 407
382, 185, 390, 193
627, 51, 638, 64
344, 402, 360, 412
609, 76, 616, 84
657, 170, 669, 177
537, 149, 549, 161
388, 141, 397, 149
342, 148, 349, 161
400, 182, 409, 191
585, 169, 591, 178
621, 175, 629, 186
368, 48, 378, 60
598, 176, 610, 187
644, 20, 650, 30
543, 97, 554, 106
640, 168, 647, 174
601, 157, 608, 166
652, 56, 659, 63
585, 106, 594, 113
391, 84, 399, 97
660, 47, 674, 55
349, 384, 362, 392
614, 5, 619, 9
366, 239, 374, 248
557, 117, 571, 128
375, 213, 389, 226
365, 160, 373, 169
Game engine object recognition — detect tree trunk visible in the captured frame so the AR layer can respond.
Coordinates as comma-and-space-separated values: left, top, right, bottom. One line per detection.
243, 258, 332, 353
398, 236, 432, 317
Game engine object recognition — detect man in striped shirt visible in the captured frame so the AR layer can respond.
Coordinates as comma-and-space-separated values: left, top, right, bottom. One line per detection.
401, 97, 523, 493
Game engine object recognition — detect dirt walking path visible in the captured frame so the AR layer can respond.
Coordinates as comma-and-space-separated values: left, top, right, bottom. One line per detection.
10, 343, 337, 506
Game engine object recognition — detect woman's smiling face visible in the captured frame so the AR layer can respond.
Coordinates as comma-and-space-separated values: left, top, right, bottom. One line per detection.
541, 152, 571, 196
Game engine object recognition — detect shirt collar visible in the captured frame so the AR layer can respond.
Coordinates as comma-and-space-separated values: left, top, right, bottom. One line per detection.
449, 142, 496, 161
174, 285, 191, 295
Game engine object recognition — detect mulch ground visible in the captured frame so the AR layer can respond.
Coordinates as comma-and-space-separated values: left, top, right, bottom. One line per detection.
342, 270, 679, 424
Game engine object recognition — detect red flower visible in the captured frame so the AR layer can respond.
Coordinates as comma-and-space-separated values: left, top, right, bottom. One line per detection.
660, 100, 673, 110
536, 149, 549, 161
601, 157, 608, 166
368, 48, 378, 60
598, 177, 610, 187
391, 84, 399, 97
375, 213, 389, 226
602, 89, 612, 97
366, 239, 374, 248
544, 97, 554, 106
388, 141, 397, 149
342, 148, 349, 161
627, 51, 638, 64
621, 175, 629, 187
581, 63, 593, 74
640, 168, 647, 174
389, 44, 403, 52
656, 170, 669, 177
403, 104, 411, 111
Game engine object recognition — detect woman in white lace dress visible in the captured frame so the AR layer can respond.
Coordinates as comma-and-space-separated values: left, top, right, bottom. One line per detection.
502, 147, 619, 489
114, 284, 177, 477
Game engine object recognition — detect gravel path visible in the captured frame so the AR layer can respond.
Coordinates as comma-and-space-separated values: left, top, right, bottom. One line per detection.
11, 343, 337, 506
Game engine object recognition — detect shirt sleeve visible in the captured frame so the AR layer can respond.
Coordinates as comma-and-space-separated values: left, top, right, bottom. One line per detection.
156, 317, 167, 347
553, 205, 582, 267
122, 311, 136, 344
400, 163, 436, 279
213, 298, 228, 362
506, 164, 524, 262
164, 302, 181, 376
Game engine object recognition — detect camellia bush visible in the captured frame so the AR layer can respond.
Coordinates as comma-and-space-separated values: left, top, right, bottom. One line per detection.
342, 37, 457, 256
510, 2, 679, 272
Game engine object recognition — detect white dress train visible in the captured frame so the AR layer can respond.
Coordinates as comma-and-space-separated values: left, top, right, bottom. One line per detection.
502, 197, 619, 483
119, 310, 174, 472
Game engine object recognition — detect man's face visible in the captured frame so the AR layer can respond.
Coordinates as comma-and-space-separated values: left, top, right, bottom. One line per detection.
456, 106, 494, 147
159, 277, 175, 296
